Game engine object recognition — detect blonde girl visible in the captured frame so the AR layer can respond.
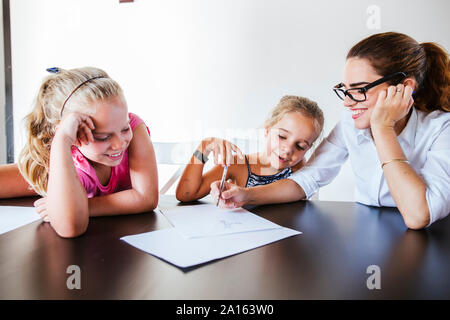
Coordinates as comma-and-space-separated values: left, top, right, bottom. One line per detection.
176, 95, 324, 202
0, 67, 158, 237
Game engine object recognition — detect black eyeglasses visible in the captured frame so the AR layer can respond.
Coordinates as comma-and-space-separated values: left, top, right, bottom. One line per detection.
333, 72, 407, 102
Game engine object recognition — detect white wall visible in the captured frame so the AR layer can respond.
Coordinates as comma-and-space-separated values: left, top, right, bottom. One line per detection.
9, 0, 450, 200
0, 3, 5, 165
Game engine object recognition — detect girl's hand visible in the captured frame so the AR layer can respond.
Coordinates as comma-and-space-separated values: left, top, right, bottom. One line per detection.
200, 137, 244, 166
210, 180, 248, 208
56, 112, 95, 147
34, 197, 50, 222
370, 84, 414, 130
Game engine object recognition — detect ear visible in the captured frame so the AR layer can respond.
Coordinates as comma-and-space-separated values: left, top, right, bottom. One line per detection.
403, 77, 417, 90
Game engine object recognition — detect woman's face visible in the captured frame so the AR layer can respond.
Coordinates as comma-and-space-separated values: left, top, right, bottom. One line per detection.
78, 95, 133, 167
341, 58, 391, 129
265, 111, 319, 170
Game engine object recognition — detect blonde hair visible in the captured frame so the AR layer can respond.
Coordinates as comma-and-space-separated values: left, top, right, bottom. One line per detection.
265, 95, 324, 135
18, 67, 124, 196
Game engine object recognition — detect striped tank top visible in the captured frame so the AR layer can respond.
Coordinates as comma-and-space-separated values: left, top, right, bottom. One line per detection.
244, 155, 292, 188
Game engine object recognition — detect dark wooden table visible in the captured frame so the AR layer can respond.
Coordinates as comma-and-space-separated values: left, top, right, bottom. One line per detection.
0, 195, 449, 299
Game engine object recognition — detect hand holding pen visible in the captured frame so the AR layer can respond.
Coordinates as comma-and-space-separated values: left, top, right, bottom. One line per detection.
211, 177, 247, 209
216, 165, 229, 206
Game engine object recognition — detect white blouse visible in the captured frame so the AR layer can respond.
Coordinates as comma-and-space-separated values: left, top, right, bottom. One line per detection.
289, 107, 450, 226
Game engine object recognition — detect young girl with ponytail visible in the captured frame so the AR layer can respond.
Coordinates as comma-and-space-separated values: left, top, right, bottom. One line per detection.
212, 32, 450, 230
0, 67, 158, 238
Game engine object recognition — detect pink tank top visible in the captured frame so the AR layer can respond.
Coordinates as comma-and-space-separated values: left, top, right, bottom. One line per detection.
71, 113, 150, 198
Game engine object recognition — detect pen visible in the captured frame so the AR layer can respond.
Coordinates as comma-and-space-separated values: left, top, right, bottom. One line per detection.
216, 165, 229, 207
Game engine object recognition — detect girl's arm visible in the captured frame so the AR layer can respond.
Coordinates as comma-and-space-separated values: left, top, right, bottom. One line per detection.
176, 138, 244, 202
371, 84, 429, 229
0, 164, 37, 198
88, 123, 159, 216
46, 113, 93, 238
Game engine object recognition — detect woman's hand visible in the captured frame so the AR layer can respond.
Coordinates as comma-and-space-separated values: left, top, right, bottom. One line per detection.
199, 137, 244, 166
55, 112, 95, 146
210, 180, 248, 208
34, 197, 50, 222
370, 84, 414, 130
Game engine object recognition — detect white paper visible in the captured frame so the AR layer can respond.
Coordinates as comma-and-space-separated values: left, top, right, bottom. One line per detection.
0, 206, 41, 235
121, 227, 301, 268
159, 204, 282, 238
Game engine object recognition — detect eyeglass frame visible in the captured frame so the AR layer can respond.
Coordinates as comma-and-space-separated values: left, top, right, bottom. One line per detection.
333, 72, 407, 102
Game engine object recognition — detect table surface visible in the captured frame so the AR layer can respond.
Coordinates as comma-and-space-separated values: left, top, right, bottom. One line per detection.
0, 195, 449, 299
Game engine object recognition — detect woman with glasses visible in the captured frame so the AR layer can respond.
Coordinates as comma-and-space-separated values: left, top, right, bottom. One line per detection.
211, 32, 449, 230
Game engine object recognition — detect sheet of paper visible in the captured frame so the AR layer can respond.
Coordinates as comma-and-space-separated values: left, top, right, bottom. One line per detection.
0, 206, 41, 235
121, 227, 301, 268
159, 204, 282, 238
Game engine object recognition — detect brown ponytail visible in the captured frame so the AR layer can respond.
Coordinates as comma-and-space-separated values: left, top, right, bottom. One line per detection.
347, 32, 449, 113
415, 42, 450, 112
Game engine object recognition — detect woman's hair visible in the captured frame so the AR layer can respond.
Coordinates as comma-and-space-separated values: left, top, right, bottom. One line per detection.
347, 32, 449, 113
265, 95, 324, 136
18, 67, 124, 196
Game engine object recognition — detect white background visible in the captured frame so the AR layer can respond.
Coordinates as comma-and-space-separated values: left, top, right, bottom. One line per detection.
2, 0, 449, 200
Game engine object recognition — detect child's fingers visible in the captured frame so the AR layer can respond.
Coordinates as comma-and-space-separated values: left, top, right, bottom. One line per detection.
210, 180, 221, 198
76, 125, 87, 144
225, 142, 233, 165
213, 142, 220, 165
221, 184, 237, 200
222, 199, 236, 209
39, 210, 47, 219
84, 116, 95, 131
33, 198, 44, 207
78, 123, 92, 145
217, 140, 225, 165
82, 122, 94, 143
232, 145, 245, 160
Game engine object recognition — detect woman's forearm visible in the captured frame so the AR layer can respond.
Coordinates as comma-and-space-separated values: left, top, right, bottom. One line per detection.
372, 126, 430, 229
46, 135, 89, 237
244, 179, 306, 205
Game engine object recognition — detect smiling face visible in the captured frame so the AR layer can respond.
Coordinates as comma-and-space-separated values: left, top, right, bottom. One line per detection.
78, 95, 132, 167
342, 58, 391, 129
265, 111, 319, 170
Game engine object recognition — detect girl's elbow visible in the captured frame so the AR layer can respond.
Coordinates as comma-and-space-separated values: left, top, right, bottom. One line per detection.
52, 219, 88, 238
147, 197, 158, 211
55, 225, 87, 238
48, 207, 89, 238
175, 189, 195, 202
140, 192, 159, 212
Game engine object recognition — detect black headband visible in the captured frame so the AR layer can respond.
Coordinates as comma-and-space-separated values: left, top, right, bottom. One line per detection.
46, 67, 106, 117
60, 76, 105, 116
